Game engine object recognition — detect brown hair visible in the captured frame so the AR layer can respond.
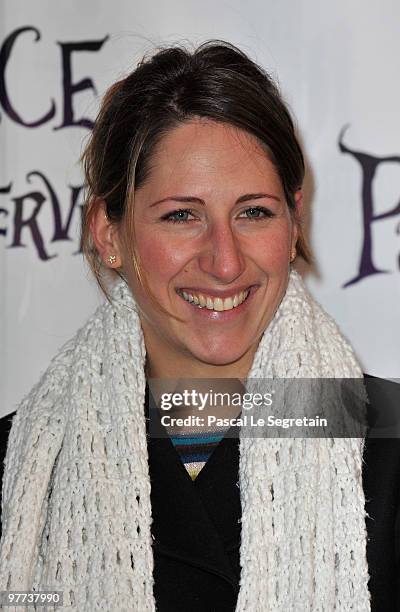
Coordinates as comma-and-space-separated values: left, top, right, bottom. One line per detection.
81, 39, 311, 299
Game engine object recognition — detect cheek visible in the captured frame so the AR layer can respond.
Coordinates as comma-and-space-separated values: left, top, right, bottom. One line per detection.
250, 227, 292, 272
135, 232, 193, 284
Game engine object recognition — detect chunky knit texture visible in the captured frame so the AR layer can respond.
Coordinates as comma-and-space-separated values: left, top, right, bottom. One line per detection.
0, 271, 370, 611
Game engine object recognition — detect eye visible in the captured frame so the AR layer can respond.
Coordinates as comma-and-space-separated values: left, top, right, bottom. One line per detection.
239, 206, 275, 220
161, 208, 195, 223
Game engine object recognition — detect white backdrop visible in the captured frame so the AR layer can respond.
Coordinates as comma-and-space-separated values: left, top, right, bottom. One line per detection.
1, 0, 399, 416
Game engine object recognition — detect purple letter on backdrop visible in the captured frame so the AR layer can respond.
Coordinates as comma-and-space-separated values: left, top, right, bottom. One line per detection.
339, 126, 400, 287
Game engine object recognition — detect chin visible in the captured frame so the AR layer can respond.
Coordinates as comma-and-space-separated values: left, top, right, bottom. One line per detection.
189, 343, 252, 368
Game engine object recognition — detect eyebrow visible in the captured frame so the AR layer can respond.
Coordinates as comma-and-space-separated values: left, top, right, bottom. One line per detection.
149, 192, 281, 208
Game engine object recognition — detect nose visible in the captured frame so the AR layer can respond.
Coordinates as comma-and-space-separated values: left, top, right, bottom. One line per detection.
197, 222, 245, 283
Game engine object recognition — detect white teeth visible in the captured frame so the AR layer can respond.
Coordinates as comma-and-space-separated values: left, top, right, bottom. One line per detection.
223, 297, 233, 311
213, 298, 224, 312
180, 289, 250, 311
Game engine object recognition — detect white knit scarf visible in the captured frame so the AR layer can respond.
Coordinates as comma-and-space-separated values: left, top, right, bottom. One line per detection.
0, 271, 370, 611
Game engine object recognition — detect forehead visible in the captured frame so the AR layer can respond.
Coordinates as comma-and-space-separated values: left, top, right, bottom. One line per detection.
143, 119, 282, 195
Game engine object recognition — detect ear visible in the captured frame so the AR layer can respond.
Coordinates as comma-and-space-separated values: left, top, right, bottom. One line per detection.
90, 199, 123, 269
290, 189, 303, 260
293, 189, 303, 221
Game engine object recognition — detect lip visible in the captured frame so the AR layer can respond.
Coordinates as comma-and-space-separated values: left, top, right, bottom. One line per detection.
176, 284, 259, 320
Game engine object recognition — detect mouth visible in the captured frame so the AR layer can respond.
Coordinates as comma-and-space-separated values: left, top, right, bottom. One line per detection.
176, 286, 256, 313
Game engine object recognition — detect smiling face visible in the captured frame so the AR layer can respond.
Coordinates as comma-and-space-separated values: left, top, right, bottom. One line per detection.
116, 118, 300, 377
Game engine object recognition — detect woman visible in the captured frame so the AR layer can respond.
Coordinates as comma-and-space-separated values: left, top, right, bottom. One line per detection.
0, 40, 399, 611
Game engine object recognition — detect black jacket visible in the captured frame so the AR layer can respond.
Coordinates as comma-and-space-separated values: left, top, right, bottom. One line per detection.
0, 380, 399, 611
